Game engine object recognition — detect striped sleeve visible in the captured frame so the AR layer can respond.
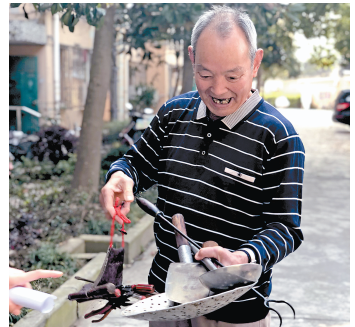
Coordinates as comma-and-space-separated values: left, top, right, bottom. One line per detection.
240, 134, 305, 272
105, 105, 167, 192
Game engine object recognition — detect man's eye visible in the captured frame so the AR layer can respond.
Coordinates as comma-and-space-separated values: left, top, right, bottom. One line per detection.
229, 76, 240, 80
198, 73, 211, 79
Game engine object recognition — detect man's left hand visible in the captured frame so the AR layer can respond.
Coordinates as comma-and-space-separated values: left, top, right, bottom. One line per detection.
194, 246, 249, 266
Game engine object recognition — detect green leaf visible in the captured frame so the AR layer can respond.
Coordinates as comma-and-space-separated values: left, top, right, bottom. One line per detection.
74, 3, 86, 16
96, 7, 106, 19
71, 17, 79, 27
61, 10, 72, 26
10, 3, 21, 8
95, 16, 105, 30
51, 3, 63, 15
69, 25, 75, 32
86, 10, 95, 26
38, 3, 52, 11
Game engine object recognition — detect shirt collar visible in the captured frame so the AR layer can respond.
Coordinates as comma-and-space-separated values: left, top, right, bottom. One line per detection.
196, 89, 262, 129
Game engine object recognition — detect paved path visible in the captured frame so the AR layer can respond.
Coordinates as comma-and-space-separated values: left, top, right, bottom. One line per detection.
72, 109, 350, 327
270, 109, 350, 327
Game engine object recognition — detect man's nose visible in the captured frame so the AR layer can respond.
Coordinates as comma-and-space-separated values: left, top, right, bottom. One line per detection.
210, 76, 228, 97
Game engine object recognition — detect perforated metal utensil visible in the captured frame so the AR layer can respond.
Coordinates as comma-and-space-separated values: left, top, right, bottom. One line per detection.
121, 281, 257, 321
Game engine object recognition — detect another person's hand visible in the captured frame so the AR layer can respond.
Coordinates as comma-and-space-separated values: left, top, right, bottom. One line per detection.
99, 171, 134, 224
9, 268, 63, 315
194, 246, 249, 267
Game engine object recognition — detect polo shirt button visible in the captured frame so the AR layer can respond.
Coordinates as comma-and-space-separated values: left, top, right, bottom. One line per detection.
207, 133, 212, 137
202, 151, 206, 155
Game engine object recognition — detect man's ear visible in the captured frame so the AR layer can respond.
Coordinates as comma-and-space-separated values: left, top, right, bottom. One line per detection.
252, 49, 264, 77
188, 45, 195, 65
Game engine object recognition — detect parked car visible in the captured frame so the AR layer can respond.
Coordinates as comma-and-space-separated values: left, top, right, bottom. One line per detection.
333, 90, 350, 125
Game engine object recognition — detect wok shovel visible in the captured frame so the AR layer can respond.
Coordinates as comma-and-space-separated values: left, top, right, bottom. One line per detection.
188, 242, 261, 292
165, 214, 210, 304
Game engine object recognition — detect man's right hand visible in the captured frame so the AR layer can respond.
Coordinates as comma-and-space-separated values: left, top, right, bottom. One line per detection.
99, 171, 134, 224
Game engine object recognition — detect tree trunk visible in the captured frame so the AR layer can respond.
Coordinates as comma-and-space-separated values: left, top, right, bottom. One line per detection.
71, 5, 116, 194
180, 39, 194, 95
110, 31, 118, 121
171, 45, 181, 98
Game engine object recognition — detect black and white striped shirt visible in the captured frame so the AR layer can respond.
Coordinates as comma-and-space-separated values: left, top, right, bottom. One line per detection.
106, 90, 305, 323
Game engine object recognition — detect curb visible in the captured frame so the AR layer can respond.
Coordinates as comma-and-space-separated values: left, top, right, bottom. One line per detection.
13, 214, 155, 327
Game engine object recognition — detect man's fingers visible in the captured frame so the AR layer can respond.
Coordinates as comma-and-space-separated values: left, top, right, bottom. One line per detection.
120, 201, 131, 216
195, 247, 219, 261
100, 190, 117, 219
122, 181, 134, 203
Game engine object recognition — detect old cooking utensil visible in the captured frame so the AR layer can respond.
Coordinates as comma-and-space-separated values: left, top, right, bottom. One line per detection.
188, 242, 261, 292
189, 242, 296, 327
121, 281, 257, 321
68, 201, 156, 323
165, 214, 210, 303
135, 197, 294, 326
136, 197, 262, 292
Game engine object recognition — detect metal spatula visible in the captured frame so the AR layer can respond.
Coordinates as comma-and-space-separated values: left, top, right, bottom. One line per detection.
188, 242, 261, 292
165, 214, 210, 303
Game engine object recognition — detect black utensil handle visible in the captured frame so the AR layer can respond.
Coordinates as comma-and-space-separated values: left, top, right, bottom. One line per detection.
136, 197, 160, 216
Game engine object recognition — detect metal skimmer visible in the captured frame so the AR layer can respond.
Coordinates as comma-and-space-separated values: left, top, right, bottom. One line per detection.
121, 281, 257, 321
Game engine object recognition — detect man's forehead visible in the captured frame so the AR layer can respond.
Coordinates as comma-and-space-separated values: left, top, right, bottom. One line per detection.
194, 64, 245, 73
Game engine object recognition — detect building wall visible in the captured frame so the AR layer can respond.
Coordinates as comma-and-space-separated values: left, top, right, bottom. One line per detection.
10, 6, 186, 133
58, 17, 96, 130
9, 10, 56, 124
129, 41, 184, 112
9, 6, 114, 132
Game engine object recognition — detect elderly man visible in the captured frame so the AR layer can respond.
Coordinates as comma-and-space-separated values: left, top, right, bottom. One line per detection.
100, 5, 305, 327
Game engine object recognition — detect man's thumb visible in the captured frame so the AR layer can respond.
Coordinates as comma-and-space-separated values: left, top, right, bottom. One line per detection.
123, 187, 134, 202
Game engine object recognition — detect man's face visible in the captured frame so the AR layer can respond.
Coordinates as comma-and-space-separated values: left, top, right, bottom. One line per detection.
189, 25, 263, 117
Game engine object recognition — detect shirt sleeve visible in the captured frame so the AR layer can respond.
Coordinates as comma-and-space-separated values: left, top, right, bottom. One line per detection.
238, 134, 305, 272
105, 104, 167, 194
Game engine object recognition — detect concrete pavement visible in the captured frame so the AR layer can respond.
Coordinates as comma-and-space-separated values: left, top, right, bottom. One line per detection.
72, 109, 350, 327
270, 109, 350, 327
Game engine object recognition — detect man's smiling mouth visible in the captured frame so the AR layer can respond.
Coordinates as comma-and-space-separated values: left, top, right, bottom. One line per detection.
212, 97, 232, 104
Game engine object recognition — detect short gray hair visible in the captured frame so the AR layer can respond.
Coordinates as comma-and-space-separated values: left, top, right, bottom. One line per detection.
191, 5, 257, 66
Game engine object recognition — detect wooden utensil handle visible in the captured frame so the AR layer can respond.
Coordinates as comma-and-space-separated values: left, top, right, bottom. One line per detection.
172, 214, 189, 247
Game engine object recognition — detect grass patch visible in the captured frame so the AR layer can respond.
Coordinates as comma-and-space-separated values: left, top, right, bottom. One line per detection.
264, 91, 301, 108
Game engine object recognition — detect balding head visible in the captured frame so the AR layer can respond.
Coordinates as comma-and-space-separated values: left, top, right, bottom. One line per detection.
191, 5, 257, 67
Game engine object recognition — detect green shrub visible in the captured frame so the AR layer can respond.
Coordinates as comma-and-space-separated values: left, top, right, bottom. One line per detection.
31, 125, 78, 164
9, 144, 159, 326
101, 144, 130, 171
25, 243, 84, 293
103, 120, 130, 135
129, 83, 157, 112
264, 91, 301, 108
11, 154, 77, 184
